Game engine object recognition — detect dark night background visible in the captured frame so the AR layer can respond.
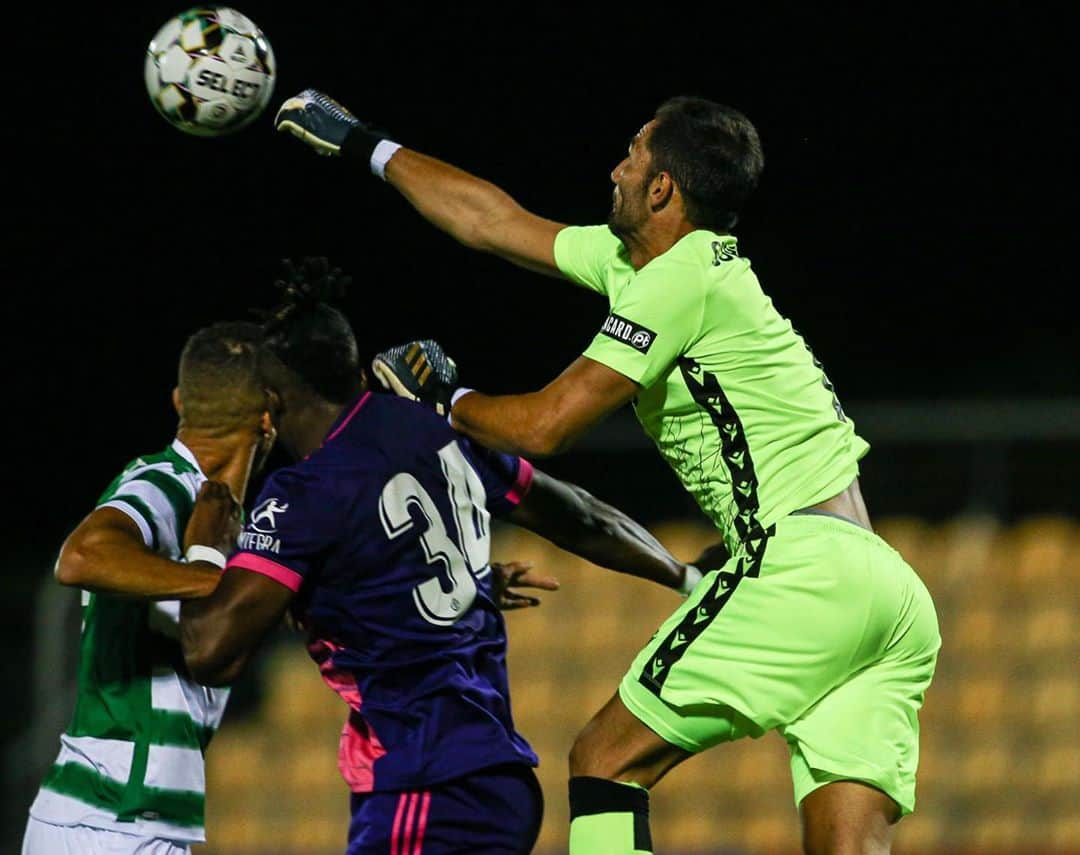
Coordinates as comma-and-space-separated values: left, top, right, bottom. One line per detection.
1, 3, 1075, 846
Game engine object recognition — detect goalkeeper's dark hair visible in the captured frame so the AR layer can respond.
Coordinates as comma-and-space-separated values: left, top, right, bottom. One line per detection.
648, 96, 764, 231
257, 257, 362, 404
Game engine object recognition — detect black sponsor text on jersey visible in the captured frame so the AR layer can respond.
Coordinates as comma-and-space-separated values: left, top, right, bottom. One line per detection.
600, 313, 657, 354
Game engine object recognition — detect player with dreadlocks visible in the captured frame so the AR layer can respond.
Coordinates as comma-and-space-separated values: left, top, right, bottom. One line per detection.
178, 257, 701, 854
24, 322, 275, 855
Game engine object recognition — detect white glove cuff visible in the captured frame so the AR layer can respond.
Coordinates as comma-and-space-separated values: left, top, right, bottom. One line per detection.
370, 140, 403, 180
185, 545, 227, 570
678, 564, 703, 597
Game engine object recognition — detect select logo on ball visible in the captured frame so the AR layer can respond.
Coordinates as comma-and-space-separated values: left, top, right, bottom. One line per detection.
193, 69, 262, 101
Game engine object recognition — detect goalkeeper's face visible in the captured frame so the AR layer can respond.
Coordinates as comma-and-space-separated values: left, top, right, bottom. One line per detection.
607, 121, 655, 239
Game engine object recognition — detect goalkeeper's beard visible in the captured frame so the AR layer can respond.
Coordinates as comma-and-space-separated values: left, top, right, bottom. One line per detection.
607, 186, 645, 240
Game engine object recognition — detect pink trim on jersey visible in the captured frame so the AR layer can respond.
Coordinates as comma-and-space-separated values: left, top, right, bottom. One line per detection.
505, 457, 535, 505
391, 793, 408, 855
310, 638, 363, 709
339, 713, 387, 793
308, 638, 387, 792
390, 789, 430, 854
325, 391, 372, 444
227, 553, 303, 592
402, 792, 419, 854
413, 791, 432, 854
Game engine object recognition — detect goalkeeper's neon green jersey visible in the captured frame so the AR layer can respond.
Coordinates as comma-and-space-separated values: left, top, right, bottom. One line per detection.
554, 225, 870, 555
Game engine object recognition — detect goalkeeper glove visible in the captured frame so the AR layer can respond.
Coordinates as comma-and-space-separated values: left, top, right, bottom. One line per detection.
371, 340, 462, 418
274, 89, 401, 177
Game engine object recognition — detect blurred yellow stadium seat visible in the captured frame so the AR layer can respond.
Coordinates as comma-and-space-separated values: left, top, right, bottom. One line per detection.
1031, 674, 1080, 727
955, 675, 1008, 727
948, 604, 1004, 658
1010, 514, 1075, 589
737, 812, 801, 852
959, 743, 1011, 792
260, 642, 344, 731
1051, 814, 1080, 850
971, 811, 1023, 849
1025, 604, 1076, 653
1037, 744, 1080, 792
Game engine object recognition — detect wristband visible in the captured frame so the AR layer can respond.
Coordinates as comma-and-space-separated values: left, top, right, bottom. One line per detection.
370, 140, 403, 180
185, 545, 227, 569
678, 564, 703, 597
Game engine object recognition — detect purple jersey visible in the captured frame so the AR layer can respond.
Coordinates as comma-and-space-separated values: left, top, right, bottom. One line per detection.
227, 391, 538, 793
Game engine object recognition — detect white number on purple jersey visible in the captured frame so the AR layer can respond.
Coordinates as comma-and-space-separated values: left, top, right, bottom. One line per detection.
378, 441, 491, 626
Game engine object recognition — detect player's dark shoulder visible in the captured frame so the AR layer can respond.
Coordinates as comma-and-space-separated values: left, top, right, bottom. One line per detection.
296, 392, 455, 493
255, 460, 322, 505
370, 390, 453, 424
357, 391, 458, 450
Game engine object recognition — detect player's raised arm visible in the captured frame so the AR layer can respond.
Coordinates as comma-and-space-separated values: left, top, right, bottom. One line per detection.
274, 89, 566, 277
506, 468, 701, 596
180, 483, 296, 687
55, 506, 224, 601
373, 340, 639, 458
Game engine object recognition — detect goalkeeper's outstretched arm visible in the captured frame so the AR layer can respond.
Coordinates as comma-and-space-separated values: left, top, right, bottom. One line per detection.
385, 149, 566, 277
275, 89, 566, 277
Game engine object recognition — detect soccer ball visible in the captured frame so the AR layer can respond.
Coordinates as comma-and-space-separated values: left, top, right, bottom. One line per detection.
144, 6, 276, 137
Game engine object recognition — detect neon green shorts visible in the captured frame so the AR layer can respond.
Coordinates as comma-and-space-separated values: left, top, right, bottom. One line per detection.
619, 513, 940, 816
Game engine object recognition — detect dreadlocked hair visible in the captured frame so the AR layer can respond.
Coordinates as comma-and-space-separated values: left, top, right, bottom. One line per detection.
257, 257, 362, 404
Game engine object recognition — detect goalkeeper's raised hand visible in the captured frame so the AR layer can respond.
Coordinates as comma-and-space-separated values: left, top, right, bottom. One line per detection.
274, 89, 401, 176
371, 339, 464, 418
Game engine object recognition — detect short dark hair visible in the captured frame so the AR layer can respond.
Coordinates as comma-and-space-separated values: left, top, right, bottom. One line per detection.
178, 321, 264, 429
258, 257, 361, 405
648, 96, 764, 231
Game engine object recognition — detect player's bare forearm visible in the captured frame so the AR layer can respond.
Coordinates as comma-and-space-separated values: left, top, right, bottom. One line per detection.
450, 389, 578, 457
509, 470, 686, 591
450, 356, 639, 458
180, 568, 294, 686
384, 149, 565, 276
55, 508, 220, 600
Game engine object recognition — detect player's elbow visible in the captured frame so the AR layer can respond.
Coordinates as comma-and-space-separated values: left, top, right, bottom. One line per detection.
181, 619, 243, 687
521, 412, 581, 457
515, 426, 572, 458
183, 644, 240, 688
569, 486, 624, 543
460, 191, 532, 256
54, 535, 96, 588
192, 665, 237, 689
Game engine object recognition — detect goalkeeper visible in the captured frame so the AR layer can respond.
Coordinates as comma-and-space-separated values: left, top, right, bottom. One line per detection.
275, 90, 941, 855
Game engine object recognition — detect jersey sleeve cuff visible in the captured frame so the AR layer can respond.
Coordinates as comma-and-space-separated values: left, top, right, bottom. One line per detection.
227, 552, 304, 592
99, 500, 155, 548
505, 458, 535, 505
580, 345, 651, 387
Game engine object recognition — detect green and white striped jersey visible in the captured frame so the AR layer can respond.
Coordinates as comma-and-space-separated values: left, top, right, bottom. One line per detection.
29, 439, 229, 844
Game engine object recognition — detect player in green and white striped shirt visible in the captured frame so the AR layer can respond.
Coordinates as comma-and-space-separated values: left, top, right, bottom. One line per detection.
23, 322, 276, 855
